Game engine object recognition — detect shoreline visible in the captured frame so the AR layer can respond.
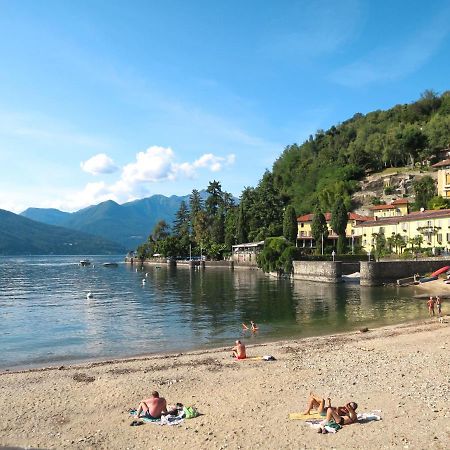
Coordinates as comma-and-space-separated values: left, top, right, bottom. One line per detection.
1, 318, 448, 449
1, 315, 425, 375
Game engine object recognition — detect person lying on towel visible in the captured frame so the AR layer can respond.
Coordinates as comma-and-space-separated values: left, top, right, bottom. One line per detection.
303, 393, 356, 419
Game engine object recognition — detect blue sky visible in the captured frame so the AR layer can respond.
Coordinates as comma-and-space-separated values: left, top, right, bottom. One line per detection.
0, 0, 449, 213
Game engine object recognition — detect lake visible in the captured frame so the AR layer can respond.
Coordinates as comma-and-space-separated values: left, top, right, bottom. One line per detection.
0, 255, 425, 370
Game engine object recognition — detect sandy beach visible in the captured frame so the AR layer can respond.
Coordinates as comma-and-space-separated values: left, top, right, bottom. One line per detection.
0, 318, 449, 450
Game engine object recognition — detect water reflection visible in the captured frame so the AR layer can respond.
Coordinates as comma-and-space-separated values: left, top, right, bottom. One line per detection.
0, 256, 424, 369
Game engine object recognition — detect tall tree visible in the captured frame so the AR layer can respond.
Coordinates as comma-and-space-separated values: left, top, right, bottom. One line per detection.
282, 205, 297, 244
331, 198, 348, 254
205, 180, 223, 217
413, 176, 436, 211
173, 201, 191, 256
311, 207, 329, 255
189, 189, 203, 220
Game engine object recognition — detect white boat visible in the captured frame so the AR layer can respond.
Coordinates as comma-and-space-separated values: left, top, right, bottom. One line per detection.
79, 260, 91, 266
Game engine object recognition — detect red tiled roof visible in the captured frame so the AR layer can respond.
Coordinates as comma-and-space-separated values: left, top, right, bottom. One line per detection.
432, 159, 450, 168
370, 198, 410, 210
358, 208, 450, 227
297, 212, 371, 222
391, 198, 409, 205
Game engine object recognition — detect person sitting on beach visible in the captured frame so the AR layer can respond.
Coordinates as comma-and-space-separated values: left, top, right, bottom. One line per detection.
303, 394, 350, 417
232, 340, 246, 359
324, 401, 358, 426
250, 321, 258, 332
136, 391, 168, 419
427, 296, 435, 317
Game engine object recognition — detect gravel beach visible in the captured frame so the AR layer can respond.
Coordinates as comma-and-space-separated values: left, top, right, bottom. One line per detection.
0, 318, 448, 449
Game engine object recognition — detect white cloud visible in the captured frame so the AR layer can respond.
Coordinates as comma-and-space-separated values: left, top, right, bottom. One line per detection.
80, 153, 118, 175
121, 146, 177, 183
53, 146, 237, 210
189, 153, 236, 172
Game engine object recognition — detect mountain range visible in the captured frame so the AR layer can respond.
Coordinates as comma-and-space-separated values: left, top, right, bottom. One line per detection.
20, 193, 200, 250
0, 209, 125, 255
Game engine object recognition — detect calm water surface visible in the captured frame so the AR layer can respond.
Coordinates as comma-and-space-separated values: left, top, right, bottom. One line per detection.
0, 256, 425, 369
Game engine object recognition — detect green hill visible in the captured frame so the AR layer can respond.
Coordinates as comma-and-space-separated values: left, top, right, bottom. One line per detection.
21, 193, 212, 250
238, 90, 450, 242
0, 209, 125, 255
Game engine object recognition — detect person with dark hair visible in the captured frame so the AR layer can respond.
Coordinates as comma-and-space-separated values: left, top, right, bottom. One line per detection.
136, 391, 168, 419
324, 401, 358, 427
303, 394, 354, 417
231, 340, 246, 359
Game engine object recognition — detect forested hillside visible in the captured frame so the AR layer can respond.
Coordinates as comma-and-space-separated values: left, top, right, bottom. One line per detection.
137, 91, 450, 260
273, 90, 449, 214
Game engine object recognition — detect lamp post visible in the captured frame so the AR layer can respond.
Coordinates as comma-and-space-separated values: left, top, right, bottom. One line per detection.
351, 235, 355, 255
331, 250, 336, 262
321, 233, 324, 256
368, 250, 371, 261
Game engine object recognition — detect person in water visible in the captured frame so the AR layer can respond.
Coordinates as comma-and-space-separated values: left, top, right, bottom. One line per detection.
136, 391, 168, 419
250, 321, 258, 332
232, 340, 246, 359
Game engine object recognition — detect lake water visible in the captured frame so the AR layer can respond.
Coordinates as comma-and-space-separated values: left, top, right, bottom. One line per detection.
0, 255, 425, 370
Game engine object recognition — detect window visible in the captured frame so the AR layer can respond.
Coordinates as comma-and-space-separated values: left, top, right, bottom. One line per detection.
437, 234, 442, 242
301, 223, 304, 228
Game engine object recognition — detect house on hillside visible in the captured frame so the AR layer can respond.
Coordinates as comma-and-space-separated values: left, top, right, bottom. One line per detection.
432, 158, 450, 198
369, 198, 410, 219
297, 212, 371, 252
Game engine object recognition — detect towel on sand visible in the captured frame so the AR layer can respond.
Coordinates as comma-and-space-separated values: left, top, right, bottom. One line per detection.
289, 412, 323, 420
302, 411, 382, 432
129, 409, 184, 426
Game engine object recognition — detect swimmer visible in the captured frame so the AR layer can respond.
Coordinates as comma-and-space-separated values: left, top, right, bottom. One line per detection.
250, 321, 258, 332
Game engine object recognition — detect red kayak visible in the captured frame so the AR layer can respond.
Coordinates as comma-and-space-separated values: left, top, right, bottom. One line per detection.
430, 266, 450, 277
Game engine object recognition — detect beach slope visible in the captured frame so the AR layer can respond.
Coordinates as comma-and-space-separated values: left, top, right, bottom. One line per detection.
0, 320, 448, 449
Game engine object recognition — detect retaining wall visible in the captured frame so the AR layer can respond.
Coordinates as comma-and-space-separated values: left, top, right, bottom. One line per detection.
292, 260, 343, 283
360, 259, 450, 286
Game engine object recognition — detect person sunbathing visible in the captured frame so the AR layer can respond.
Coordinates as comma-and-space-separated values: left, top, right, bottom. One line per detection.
231, 340, 246, 359
325, 401, 358, 426
136, 391, 168, 419
303, 394, 355, 417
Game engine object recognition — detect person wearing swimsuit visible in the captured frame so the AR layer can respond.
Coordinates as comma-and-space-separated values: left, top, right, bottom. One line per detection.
325, 401, 358, 426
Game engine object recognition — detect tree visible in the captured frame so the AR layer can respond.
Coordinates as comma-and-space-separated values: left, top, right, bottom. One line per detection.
151, 220, 170, 242
282, 205, 297, 244
236, 201, 249, 243
372, 230, 387, 261
311, 207, 328, 255
189, 189, 203, 221
428, 195, 450, 210
205, 180, 223, 217
413, 176, 436, 210
330, 198, 348, 254
257, 237, 298, 274
173, 201, 191, 257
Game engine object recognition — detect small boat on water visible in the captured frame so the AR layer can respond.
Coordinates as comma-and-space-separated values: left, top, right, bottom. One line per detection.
103, 262, 119, 267
79, 260, 91, 266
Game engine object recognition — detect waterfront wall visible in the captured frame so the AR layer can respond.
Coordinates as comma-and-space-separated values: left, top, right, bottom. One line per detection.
360, 259, 450, 286
292, 260, 343, 283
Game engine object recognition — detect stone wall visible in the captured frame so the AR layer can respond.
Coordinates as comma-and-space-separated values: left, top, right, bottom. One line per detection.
292, 261, 343, 283
360, 259, 450, 286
